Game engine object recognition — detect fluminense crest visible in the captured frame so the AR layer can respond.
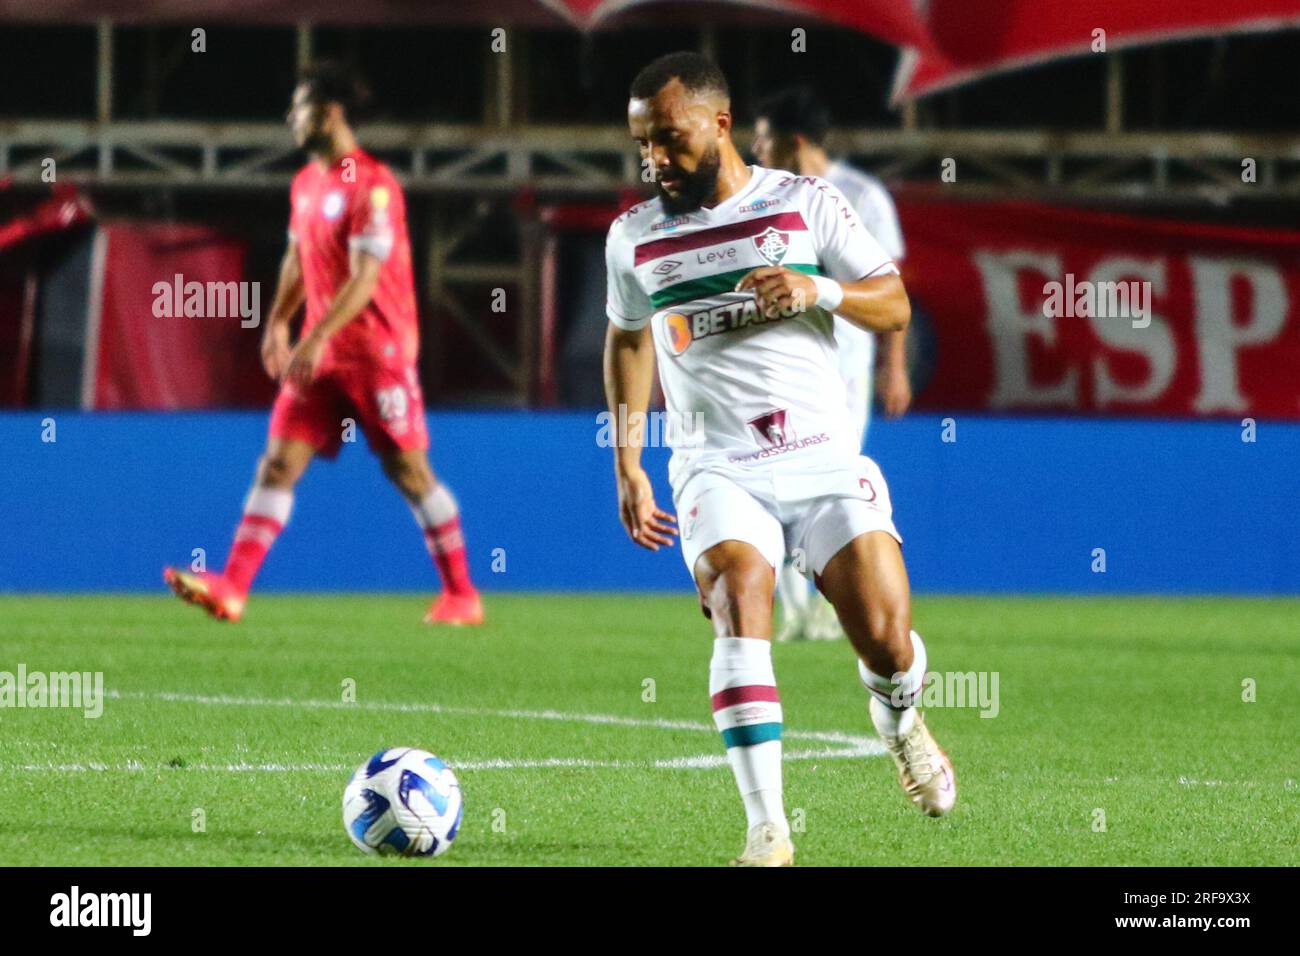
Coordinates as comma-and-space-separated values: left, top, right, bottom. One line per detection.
752, 226, 790, 266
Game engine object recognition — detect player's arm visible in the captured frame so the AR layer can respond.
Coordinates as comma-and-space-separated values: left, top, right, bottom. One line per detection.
603, 322, 677, 551
739, 177, 910, 334
864, 187, 913, 417
735, 267, 910, 334
819, 271, 910, 334
603, 217, 676, 552
284, 250, 382, 389
261, 237, 305, 381
876, 323, 912, 418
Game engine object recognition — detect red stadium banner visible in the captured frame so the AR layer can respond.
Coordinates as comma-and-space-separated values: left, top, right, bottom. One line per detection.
898, 196, 1300, 418
894, 0, 1300, 99
90, 223, 273, 410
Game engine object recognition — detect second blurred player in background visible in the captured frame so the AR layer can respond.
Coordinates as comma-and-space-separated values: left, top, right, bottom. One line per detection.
753, 86, 911, 643
164, 63, 483, 626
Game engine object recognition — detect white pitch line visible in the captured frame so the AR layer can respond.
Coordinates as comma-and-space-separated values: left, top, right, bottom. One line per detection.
3, 746, 880, 775
103, 688, 883, 750
1175, 776, 1286, 790
5, 761, 357, 774
0, 689, 884, 775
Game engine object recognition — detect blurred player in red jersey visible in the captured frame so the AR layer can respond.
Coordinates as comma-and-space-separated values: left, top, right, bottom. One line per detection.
164, 63, 483, 625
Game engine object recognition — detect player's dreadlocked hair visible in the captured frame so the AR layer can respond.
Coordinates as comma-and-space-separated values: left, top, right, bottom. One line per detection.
298, 61, 371, 120
630, 51, 729, 102
755, 86, 831, 146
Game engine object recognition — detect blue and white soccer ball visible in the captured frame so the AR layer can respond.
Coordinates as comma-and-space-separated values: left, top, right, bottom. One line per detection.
342, 747, 463, 857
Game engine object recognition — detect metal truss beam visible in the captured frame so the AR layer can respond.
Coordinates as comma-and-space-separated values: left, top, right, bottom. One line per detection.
3, 121, 1299, 198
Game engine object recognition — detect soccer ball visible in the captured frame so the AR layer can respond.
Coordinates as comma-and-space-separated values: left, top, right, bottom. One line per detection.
342, 747, 463, 857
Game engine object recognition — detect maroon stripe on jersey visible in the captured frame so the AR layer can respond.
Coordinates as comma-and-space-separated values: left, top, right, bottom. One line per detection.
711, 684, 781, 711
634, 211, 808, 265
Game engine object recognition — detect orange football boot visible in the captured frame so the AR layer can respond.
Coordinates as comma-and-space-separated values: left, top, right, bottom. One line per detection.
163, 567, 246, 622
423, 591, 484, 626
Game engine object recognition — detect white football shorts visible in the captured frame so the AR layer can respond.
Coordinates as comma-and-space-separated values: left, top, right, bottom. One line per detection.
673, 455, 902, 581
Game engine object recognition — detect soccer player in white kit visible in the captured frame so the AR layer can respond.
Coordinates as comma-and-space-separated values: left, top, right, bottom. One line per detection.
603, 53, 955, 867
753, 87, 913, 642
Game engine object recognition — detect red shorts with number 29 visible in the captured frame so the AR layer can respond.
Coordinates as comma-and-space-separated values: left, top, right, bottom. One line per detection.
268, 361, 428, 458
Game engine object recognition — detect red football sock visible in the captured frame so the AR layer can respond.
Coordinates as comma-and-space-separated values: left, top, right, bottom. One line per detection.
412, 485, 476, 596
223, 487, 294, 595
425, 518, 475, 595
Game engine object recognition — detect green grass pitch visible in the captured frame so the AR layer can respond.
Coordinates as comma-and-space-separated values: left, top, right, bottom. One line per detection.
0, 594, 1295, 866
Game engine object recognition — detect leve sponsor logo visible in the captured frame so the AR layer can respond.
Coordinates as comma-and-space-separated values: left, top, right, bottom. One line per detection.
695, 246, 738, 266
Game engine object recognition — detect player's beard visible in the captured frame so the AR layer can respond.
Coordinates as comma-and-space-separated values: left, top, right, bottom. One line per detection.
658, 147, 722, 216
301, 130, 335, 156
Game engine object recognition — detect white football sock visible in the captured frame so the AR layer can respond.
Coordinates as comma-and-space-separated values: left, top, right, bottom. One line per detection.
409, 484, 460, 529
242, 486, 294, 525
859, 630, 928, 738
709, 637, 788, 835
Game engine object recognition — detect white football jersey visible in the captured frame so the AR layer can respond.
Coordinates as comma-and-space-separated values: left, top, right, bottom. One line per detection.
825, 161, 905, 263
824, 161, 906, 437
605, 165, 898, 490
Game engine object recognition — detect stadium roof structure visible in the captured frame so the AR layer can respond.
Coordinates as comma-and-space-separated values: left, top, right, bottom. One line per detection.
4, 0, 1300, 199
6, 0, 1300, 100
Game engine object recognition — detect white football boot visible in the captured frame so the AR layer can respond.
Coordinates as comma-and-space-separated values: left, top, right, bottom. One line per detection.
776, 563, 811, 642
872, 699, 957, 817
776, 611, 808, 642
805, 596, 845, 641
730, 822, 795, 867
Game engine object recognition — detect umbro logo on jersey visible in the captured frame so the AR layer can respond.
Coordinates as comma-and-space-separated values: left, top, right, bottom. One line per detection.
753, 227, 789, 265
653, 259, 682, 275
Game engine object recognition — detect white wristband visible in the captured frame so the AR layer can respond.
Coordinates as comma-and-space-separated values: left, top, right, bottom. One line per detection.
811, 275, 844, 313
